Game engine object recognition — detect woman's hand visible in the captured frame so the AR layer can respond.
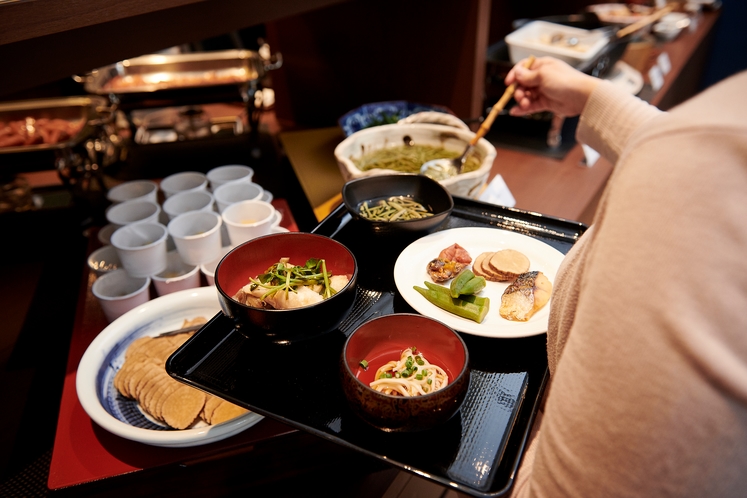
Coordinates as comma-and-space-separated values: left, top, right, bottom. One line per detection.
506, 57, 600, 118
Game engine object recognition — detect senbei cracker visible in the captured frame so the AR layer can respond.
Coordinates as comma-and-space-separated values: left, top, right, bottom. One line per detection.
114, 317, 249, 429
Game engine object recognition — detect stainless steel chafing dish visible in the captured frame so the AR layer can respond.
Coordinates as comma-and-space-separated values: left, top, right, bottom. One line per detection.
0, 96, 112, 155
0, 96, 122, 207
76, 49, 282, 108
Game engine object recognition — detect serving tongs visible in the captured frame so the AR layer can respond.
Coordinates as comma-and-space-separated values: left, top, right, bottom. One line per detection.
420, 55, 536, 180
156, 322, 206, 337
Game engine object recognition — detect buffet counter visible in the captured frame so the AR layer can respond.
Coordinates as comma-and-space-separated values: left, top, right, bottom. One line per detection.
282, 8, 719, 227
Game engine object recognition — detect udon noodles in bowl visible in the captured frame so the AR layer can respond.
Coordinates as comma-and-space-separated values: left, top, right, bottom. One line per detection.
334, 122, 496, 200
340, 313, 470, 432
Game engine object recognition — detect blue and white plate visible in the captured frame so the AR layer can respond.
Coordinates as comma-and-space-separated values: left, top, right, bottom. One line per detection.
338, 100, 454, 137
76, 287, 263, 447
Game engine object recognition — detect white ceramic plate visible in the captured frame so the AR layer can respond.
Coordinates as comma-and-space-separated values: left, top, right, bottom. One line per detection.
394, 227, 565, 338
76, 286, 263, 447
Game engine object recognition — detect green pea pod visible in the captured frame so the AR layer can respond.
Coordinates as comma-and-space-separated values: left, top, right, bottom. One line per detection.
459, 275, 486, 296
449, 269, 475, 298
414, 285, 489, 323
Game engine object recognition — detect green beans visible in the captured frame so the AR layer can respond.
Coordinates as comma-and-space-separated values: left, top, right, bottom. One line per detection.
358, 196, 434, 222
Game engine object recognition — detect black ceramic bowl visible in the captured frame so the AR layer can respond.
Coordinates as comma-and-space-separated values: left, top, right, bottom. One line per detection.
215, 232, 358, 343
340, 314, 470, 432
342, 175, 453, 235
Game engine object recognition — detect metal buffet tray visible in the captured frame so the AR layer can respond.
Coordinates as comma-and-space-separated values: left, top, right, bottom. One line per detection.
0, 96, 110, 155
166, 198, 586, 497
77, 49, 281, 109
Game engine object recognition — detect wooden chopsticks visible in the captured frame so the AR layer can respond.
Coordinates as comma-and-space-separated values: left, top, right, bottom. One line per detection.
616, 3, 675, 39
471, 55, 536, 146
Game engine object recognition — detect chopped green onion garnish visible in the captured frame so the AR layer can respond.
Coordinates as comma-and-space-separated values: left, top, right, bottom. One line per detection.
359, 359, 369, 369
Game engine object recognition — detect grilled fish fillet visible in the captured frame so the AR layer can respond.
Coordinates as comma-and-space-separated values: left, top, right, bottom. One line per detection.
499, 271, 552, 321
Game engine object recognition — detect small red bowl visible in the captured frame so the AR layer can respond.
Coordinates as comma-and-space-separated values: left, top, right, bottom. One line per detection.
215, 232, 358, 342
341, 314, 470, 432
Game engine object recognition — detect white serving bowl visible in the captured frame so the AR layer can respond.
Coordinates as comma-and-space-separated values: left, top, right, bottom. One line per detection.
334, 123, 496, 199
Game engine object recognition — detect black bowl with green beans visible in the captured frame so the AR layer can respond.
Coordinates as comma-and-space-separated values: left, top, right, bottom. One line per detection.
342, 175, 453, 235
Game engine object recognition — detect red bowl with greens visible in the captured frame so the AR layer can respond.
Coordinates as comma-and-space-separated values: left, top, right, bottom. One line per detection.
215, 232, 358, 342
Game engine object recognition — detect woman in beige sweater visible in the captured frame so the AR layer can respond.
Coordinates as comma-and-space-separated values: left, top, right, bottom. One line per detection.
503, 58, 747, 496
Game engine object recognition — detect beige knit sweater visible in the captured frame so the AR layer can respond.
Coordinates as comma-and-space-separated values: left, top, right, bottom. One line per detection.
510, 72, 747, 497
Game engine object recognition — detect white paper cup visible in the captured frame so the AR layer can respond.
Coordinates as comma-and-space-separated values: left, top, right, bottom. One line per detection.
220, 222, 231, 248
106, 180, 159, 204
207, 164, 254, 191
110, 222, 169, 277
151, 251, 201, 296
160, 171, 208, 198
87, 245, 122, 277
167, 211, 223, 265
261, 190, 273, 203
213, 181, 264, 213
221, 200, 281, 247
97, 223, 118, 246
106, 199, 162, 228
199, 245, 234, 287
162, 189, 215, 221
91, 269, 151, 323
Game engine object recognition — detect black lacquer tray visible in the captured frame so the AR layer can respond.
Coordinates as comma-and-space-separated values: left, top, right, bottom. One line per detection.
166, 197, 586, 497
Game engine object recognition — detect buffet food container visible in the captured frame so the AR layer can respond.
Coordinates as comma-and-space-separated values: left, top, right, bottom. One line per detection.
76, 49, 282, 109
505, 20, 611, 69
504, 13, 632, 79
0, 96, 112, 155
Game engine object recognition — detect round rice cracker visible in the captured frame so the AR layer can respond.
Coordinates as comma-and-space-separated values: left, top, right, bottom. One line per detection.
210, 401, 249, 426
143, 373, 174, 421
162, 385, 207, 430
202, 394, 224, 424
154, 378, 183, 422
127, 361, 159, 400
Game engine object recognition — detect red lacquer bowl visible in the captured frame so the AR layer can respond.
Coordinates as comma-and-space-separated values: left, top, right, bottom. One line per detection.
215, 232, 358, 343
340, 313, 470, 432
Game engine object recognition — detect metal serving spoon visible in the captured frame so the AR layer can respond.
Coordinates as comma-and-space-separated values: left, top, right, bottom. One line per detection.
420, 55, 536, 181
